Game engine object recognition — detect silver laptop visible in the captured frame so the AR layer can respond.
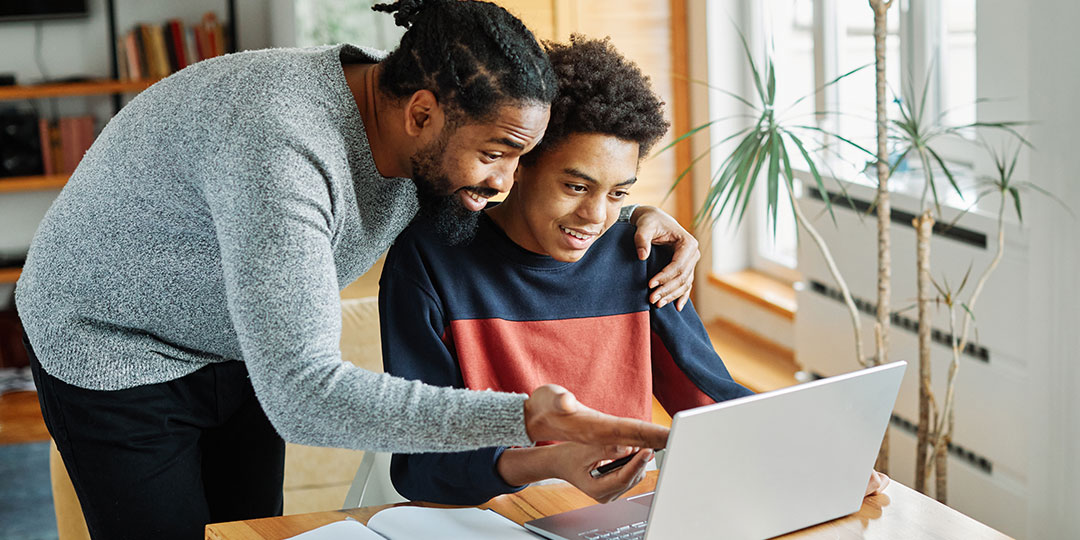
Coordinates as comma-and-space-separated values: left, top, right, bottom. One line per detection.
524, 361, 906, 540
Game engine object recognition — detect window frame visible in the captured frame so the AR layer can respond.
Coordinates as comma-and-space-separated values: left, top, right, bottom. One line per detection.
709, 0, 979, 282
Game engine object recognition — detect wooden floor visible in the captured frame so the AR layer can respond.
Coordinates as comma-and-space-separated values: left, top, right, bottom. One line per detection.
704, 318, 800, 394
0, 390, 50, 445
0, 317, 798, 446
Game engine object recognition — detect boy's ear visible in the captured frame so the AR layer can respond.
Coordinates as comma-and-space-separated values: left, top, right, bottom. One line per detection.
403, 89, 444, 138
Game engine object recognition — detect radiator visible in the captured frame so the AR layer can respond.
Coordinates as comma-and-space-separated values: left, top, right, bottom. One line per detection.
794, 178, 1030, 538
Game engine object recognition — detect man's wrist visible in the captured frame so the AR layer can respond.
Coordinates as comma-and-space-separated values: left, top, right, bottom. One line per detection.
618, 204, 640, 224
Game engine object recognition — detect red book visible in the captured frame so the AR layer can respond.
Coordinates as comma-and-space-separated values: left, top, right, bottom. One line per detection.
38, 118, 54, 176
76, 116, 95, 165
201, 12, 220, 58
48, 122, 63, 174
59, 118, 79, 175
194, 25, 209, 61
124, 30, 143, 81
167, 19, 188, 69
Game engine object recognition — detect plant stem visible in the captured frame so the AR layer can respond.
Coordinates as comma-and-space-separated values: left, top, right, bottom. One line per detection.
914, 209, 934, 494
929, 195, 1008, 502
935, 433, 949, 502
932, 304, 959, 503
787, 186, 866, 368
870, 0, 895, 474
957, 197, 1007, 356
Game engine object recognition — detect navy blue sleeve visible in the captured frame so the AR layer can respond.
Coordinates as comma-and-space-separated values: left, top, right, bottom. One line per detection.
378, 236, 526, 504
646, 249, 754, 415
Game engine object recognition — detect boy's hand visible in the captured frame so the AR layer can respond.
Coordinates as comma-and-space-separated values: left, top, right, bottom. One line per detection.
629, 206, 700, 311
524, 385, 669, 449
497, 443, 653, 504
552, 443, 653, 503
865, 470, 890, 496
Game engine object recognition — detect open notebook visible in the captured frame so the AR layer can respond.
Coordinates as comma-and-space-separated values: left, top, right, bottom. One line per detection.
286, 507, 536, 540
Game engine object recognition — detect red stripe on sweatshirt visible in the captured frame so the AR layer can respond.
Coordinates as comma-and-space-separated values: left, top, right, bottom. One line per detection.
449, 312, 653, 422
650, 330, 716, 415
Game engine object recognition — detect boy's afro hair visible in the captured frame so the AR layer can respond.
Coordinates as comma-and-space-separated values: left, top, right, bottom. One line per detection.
522, 35, 669, 165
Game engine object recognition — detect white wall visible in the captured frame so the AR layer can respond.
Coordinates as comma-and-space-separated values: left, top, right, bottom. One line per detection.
0, 0, 271, 309
1022, 0, 1080, 538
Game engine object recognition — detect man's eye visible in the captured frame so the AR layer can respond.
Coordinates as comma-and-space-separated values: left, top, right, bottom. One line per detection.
566, 184, 587, 193
482, 152, 502, 161
611, 190, 630, 199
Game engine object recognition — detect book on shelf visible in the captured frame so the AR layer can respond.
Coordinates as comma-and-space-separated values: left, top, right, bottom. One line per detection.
38, 118, 55, 176
37, 116, 94, 176
166, 19, 189, 70
118, 12, 229, 82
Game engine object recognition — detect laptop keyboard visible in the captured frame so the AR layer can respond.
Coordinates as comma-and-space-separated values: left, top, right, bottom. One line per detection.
579, 521, 647, 539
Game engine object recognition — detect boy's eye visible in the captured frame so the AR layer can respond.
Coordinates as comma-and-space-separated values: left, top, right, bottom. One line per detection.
482, 152, 502, 161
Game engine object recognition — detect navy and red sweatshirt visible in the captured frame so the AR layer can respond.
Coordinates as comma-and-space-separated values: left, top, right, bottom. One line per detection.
378, 211, 753, 505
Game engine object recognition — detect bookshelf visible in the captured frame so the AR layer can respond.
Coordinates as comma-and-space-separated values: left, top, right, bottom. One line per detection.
0, 81, 153, 195
0, 79, 156, 101
0, 268, 20, 285
0, 174, 71, 194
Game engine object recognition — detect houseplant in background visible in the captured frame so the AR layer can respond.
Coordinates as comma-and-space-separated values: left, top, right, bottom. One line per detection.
664, 33, 875, 371
912, 135, 1067, 503
885, 74, 1030, 501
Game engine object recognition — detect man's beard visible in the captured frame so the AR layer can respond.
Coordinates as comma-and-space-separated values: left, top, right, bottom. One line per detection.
409, 134, 485, 246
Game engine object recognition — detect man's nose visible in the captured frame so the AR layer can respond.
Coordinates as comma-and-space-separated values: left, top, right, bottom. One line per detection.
485, 159, 518, 193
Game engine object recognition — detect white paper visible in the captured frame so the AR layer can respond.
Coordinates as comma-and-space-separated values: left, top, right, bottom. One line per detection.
285, 519, 386, 540
367, 507, 537, 539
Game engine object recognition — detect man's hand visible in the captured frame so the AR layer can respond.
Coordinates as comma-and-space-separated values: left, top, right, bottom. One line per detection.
630, 206, 700, 311
497, 443, 653, 504
865, 470, 890, 497
524, 385, 669, 449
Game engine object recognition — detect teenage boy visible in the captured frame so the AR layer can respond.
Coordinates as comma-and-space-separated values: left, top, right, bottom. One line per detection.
379, 36, 754, 506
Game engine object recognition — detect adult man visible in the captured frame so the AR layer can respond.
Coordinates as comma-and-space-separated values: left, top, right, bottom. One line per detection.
379, 36, 754, 506
15, 1, 692, 538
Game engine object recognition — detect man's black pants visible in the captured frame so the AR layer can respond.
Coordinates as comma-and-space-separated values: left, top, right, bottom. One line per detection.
25, 334, 286, 540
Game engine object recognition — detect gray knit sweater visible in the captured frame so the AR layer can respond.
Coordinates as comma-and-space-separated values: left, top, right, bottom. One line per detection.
15, 45, 533, 452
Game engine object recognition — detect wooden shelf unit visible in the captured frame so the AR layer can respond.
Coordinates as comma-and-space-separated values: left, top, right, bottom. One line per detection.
0, 267, 22, 285
0, 79, 155, 101
0, 78, 153, 194
0, 174, 70, 194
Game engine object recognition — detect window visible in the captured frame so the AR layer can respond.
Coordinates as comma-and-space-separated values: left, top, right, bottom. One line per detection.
706, 0, 977, 281
294, 0, 404, 50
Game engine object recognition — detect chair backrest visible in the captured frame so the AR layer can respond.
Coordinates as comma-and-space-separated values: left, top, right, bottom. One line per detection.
342, 451, 407, 508
339, 297, 384, 372
49, 440, 91, 540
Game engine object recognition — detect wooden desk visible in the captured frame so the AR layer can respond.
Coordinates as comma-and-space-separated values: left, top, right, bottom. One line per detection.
205, 471, 1011, 539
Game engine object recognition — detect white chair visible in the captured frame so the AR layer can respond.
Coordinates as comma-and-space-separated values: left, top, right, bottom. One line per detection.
342, 451, 407, 508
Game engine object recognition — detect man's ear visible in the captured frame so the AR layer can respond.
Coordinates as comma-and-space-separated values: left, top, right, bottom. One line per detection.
403, 89, 444, 138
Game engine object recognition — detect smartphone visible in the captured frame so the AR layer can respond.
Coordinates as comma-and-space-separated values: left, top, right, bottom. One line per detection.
589, 451, 639, 478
